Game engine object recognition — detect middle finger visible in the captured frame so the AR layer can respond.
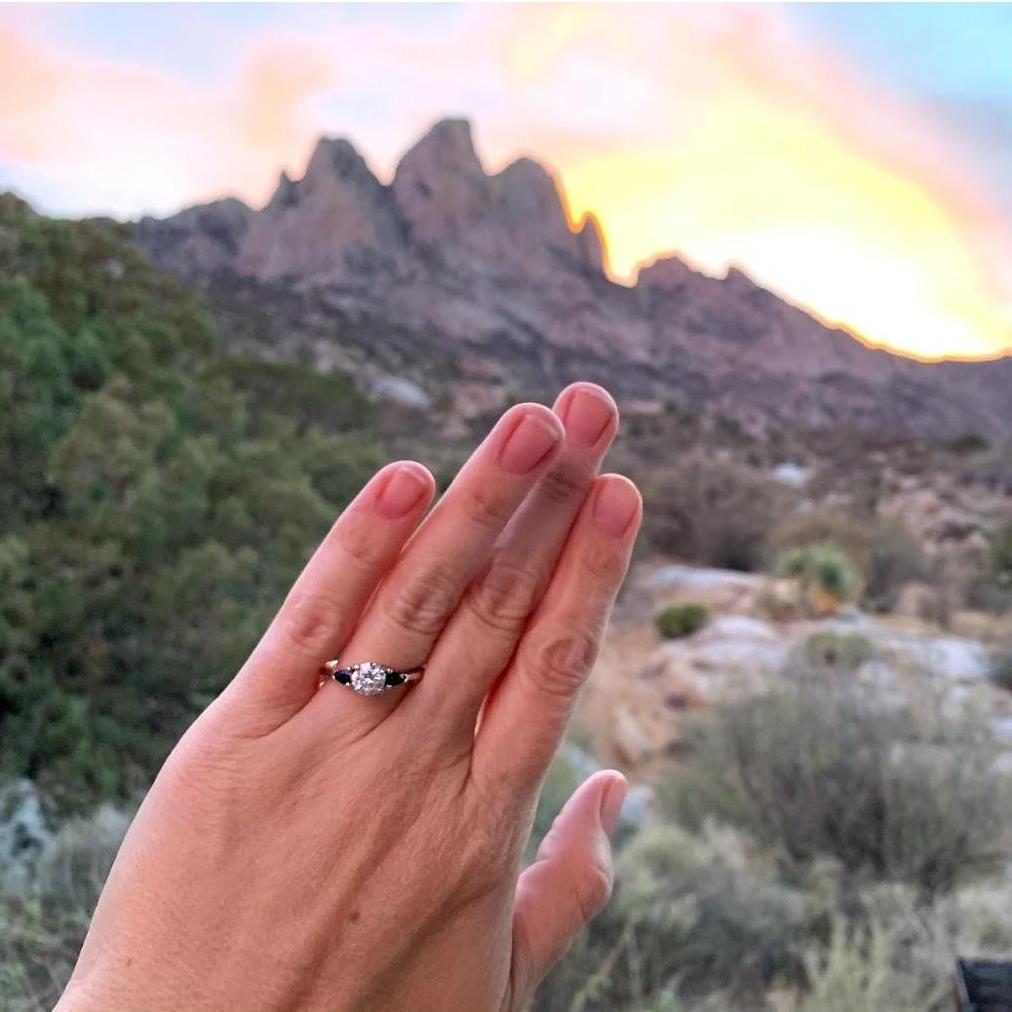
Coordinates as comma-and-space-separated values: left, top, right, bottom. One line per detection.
412, 382, 618, 734
305, 401, 565, 733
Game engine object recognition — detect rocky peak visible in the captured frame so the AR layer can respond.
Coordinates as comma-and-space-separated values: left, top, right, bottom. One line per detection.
392, 119, 603, 274
496, 157, 563, 222
236, 136, 405, 281
574, 213, 606, 273
302, 137, 380, 193
636, 253, 704, 292
268, 170, 298, 210
396, 118, 485, 183
134, 196, 253, 277
723, 265, 763, 295
392, 118, 492, 245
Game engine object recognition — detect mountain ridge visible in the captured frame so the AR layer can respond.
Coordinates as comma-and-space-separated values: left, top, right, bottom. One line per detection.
134, 116, 1012, 440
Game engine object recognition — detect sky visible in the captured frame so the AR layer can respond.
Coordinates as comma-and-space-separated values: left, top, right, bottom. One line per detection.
2, 4, 1011, 361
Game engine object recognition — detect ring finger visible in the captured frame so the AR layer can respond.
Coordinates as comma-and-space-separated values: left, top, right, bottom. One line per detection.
303, 402, 565, 735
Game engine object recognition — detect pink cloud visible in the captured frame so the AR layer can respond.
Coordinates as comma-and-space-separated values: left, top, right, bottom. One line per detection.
0, 22, 337, 213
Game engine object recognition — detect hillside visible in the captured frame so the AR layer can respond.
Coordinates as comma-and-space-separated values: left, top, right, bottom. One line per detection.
3, 188, 1012, 1012
136, 117, 1012, 441
0, 192, 383, 809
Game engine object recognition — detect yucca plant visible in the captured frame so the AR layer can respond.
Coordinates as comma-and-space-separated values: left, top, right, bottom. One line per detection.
776, 542, 859, 615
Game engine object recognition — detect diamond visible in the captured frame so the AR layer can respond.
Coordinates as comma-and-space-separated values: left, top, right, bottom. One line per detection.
350, 662, 389, 696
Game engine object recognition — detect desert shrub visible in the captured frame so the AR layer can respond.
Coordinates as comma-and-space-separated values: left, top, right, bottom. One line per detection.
947, 433, 991, 456
658, 677, 1010, 896
988, 522, 1012, 594
788, 916, 947, 1012
767, 510, 871, 573
642, 456, 797, 572
967, 524, 1012, 614
536, 823, 821, 1011
654, 603, 709, 640
769, 512, 930, 614
862, 519, 930, 613
797, 630, 875, 671
990, 649, 1012, 693
0, 804, 129, 1012
775, 543, 860, 615
785, 872, 1012, 1012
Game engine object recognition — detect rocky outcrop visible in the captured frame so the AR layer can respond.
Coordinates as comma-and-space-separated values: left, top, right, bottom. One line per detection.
135, 196, 252, 280
391, 118, 491, 248
236, 137, 407, 282
134, 116, 1012, 440
391, 120, 599, 274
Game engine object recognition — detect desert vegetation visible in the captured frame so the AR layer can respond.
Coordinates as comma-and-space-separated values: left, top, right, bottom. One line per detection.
654, 603, 710, 640
534, 675, 1012, 1011
3, 195, 1012, 1010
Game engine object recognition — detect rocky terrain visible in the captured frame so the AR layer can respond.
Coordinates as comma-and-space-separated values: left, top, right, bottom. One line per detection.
582, 559, 1012, 782
136, 117, 1012, 441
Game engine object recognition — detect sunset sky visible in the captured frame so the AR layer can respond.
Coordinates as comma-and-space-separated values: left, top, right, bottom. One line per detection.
2, 3, 1011, 361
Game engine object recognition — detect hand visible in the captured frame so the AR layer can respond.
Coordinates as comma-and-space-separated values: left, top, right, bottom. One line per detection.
56, 383, 641, 1012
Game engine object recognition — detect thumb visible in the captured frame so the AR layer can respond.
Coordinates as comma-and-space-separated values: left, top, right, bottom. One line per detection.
508, 770, 626, 1009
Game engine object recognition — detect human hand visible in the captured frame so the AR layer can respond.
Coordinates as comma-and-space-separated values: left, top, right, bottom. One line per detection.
56, 383, 641, 1012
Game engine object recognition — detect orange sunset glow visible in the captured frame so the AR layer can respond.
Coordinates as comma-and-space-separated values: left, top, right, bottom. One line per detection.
2, 4, 1010, 360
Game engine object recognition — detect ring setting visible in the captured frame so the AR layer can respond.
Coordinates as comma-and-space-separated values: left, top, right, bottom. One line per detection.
321, 659, 424, 697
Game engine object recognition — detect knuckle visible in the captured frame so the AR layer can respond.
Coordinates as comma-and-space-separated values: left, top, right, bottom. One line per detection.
538, 461, 590, 507
459, 822, 499, 883
384, 563, 460, 637
582, 536, 627, 584
282, 589, 342, 657
333, 508, 389, 570
529, 627, 600, 700
460, 483, 513, 533
468, 556, 541, 634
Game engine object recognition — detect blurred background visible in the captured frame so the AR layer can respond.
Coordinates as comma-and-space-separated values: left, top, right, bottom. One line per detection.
2, 4, 1012, 1010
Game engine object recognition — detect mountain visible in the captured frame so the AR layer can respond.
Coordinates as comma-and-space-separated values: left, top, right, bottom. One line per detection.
135, 117, 1012, 439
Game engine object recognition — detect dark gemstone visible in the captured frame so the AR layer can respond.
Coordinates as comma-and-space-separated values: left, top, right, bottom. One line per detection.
386, 671, 404, 686
335, 669, 352, 684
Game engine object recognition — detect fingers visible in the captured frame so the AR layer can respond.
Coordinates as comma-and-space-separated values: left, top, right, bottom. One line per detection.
420, 383, 618, 730
473, 474, 641, 788
227, 461, 435, 730
509, 772, 626, 1007
304, 402, 565, 732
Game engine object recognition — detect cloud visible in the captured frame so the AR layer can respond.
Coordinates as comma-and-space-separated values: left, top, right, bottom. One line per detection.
1, 5, 1009, 358
466, 4, 1012, 358
0, 21, 336, 214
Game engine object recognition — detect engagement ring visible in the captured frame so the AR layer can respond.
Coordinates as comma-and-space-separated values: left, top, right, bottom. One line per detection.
321, 659, 425, 697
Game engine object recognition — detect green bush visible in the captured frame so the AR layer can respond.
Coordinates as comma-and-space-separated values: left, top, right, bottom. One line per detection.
654, 603, 709, 640
0, 194, 382, 811
789, 916, 947, 1012
798, 631, 875, 671
642, 456, 798, 572
767, 509, 871, 574
658, 677, 1010, 896
862, 519, 929, 613
536, 822, 821, 1011
776, 543, 860, 614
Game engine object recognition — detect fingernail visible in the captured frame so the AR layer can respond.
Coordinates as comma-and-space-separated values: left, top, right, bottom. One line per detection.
559, 385, 615, 448
593, 476, 640, 537
377, 464, 429, 518
500, 412, 563, 475
599, 774, 627, 836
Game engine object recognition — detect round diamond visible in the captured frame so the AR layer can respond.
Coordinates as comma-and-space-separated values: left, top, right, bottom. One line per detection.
350, 662, 388, 696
